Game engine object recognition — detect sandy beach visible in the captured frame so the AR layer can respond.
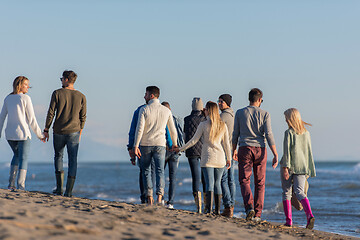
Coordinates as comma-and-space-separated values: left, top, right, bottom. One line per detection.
0, 189, 357, 240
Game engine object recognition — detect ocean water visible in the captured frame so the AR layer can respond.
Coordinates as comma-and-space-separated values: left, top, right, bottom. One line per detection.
0, 160, 359, 237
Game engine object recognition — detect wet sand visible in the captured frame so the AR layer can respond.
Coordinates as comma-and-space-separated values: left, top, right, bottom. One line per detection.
0, 189, 357, 240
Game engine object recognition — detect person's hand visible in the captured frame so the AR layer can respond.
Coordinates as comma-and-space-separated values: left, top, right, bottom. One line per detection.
283, 167, 289, 180
40, 137, 46, 143
232, 149, 238, 161
128, 149, 136, 165
172, 145, 179, 153
272, 155, 278, 169
128, 148, 135, 159
134, 147, 141, 159
226, 160, 231, 169
44, 132, 49, 142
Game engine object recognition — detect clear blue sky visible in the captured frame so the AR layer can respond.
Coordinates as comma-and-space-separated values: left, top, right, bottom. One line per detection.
1, 1, 359, 162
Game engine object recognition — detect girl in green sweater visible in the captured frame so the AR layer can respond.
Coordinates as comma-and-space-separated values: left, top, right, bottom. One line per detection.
280, 108, 316, 229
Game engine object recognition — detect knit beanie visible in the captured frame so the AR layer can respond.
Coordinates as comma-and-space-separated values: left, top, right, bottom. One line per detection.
219, 94, 232, 107
192, 97, 203, 111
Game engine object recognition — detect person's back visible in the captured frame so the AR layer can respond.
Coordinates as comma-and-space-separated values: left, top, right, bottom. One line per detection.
135, 99, 177, 147
2, 94, 43, 140
46, 88, 86, 135
281, 128, 315, 177
234, 106, 274, 148
184, 110, 205, 158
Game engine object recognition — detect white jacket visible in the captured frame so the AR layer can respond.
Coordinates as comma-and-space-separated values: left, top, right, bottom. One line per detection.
0, 94, 44, 140
134, 99, 177, 147
179, 119, 231, 168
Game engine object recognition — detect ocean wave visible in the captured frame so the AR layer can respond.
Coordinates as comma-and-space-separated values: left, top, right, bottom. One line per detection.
181, 178, 193, 183
354, 163, 360, 173
262, 202, 284, 215
0, 162, 10, 169
341, 182, 360, 190
176, 199, 194, 205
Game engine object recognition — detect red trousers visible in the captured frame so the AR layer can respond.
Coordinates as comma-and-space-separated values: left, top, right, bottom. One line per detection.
238, 146, 267, 217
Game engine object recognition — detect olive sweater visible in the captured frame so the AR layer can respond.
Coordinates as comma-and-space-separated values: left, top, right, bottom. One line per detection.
280, 128, 316, 177
45, 88, 87, 134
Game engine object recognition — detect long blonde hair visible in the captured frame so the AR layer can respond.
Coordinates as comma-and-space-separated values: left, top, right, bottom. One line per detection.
206, 101, 226, 143
284, 108, 312, 134
12, 76, 28, 94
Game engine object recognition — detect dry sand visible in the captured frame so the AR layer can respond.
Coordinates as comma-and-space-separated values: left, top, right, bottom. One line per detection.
0, 189, 357, 240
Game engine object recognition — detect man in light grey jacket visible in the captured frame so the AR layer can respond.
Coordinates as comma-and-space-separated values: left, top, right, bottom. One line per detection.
218, 94, 236, 217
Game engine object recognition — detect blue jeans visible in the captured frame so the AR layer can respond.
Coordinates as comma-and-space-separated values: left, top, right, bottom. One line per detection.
138, 157, 155, 203
165, 152, 180, 205
8, 138, 31, 170
187, 157, 206, 194
140, 146, 166, 197
202, 167, 225, 194
221, 160, 236, 207
53, 132, 80, 177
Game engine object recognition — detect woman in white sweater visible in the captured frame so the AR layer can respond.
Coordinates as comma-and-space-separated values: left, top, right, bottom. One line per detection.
175, 101, 231, 214
0, 76, 45, 190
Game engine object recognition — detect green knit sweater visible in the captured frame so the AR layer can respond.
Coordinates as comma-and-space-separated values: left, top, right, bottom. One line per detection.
280, 128, 316, 177
45, 88, 86, 134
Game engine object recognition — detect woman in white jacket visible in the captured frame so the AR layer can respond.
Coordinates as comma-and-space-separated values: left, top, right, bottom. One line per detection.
0, 76, 45, 190
175, 101, 231, 214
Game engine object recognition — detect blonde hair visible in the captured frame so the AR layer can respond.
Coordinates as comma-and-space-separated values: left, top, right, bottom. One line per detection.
284, 108, 312, 134
12, 76, 29, 94
206, 101, 226, 143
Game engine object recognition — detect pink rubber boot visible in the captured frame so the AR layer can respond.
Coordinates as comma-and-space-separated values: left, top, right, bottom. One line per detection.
300, 198, 315, 229
283, 200, 292, 227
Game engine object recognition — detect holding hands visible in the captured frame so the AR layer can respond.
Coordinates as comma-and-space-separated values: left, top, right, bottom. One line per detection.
171, 145, 180, 153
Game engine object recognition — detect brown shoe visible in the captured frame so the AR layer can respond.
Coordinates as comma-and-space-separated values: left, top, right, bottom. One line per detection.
221, 206, 234, 218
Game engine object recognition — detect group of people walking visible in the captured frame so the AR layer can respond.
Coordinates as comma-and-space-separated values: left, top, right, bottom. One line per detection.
0, 71, 87, 197
128, 86, 316, 229
0, 78, 316, 230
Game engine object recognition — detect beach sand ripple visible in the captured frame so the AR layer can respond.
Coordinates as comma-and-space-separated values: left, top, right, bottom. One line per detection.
0, 189, 357, 240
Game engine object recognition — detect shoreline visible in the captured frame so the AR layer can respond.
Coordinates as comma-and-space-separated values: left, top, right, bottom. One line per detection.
0, 188, 358, 240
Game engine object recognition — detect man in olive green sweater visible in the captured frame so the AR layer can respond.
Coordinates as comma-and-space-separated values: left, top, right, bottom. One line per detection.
44, 70, 87, 197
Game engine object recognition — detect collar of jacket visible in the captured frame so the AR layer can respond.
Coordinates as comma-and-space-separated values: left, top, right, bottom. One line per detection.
148, 98, 160, 105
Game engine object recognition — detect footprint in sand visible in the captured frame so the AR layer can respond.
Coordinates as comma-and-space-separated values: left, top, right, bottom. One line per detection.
198, 230, 211, 236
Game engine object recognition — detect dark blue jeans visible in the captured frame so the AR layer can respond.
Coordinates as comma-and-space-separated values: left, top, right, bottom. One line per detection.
140, 146, 166, 197
53, 132, 80, 177
202, 167, 225, 194
8, 138, 31, 170
221, 160, 236, 207
187, 157, 206, 194
165, 152, 180, 205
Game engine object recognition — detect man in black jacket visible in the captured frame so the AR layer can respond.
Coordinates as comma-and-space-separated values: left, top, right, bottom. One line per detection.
183, 97, 206, 213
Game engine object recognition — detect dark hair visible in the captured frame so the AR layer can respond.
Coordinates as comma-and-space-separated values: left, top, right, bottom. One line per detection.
161, 101, 170, 108
63, 70, 77, 84
249, 88, 263, 103
146, 86, 160, 98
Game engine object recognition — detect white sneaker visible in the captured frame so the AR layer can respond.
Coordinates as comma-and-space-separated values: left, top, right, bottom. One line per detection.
253, 217, 262, 222
167, 204, 174, 209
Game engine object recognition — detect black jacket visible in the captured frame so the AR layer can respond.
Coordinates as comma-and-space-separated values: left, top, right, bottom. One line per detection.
183, 110, 205, 158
